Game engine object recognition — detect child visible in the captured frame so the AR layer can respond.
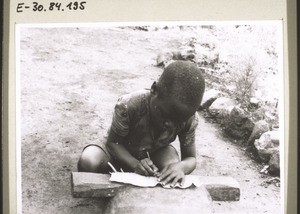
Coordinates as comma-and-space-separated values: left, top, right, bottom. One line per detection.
78, 61, 205, 187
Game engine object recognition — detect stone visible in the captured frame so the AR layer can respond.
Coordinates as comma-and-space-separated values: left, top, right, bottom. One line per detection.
172, 49, 196, 61
247, 120, 270, 145
71, 172, 126, 198
250, 97, 260, 106
172, 51, 185, 60
181, 49, 196, 61
252, 108, 266, 121
156, 52, 173, 67
265, 111, 277, 121
268, 151, 280, 176
225, 85, 236, 94
208, 97, 235, 124
104, 186, 212, 214
71, 172, 240, 202
254, 131, 280, 162
224, 107, 255, 140
156, 53, 165, 66
198, 176, 240, 201
199, 89, 221, 110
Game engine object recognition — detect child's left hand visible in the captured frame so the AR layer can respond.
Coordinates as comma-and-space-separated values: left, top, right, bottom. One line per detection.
157, 162, 185, 187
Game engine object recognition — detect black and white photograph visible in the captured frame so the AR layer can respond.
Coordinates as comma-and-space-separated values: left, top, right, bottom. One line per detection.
17, 22, 284, 214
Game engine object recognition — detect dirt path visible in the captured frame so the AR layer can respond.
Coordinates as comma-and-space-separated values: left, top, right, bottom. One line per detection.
194, 113, 281, 213
20, 26, 281, 214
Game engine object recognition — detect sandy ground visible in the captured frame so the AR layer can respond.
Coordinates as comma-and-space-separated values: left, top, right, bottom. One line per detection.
20, 26, 281, 214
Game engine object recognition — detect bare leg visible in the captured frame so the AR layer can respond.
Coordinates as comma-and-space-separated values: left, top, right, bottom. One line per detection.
77, 145, 110, 173
150, 145, 180, 170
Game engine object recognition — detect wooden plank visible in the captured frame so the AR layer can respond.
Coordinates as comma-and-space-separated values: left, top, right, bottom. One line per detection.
199, 176, 240, 201
71, 172, 240, 201
71, 172, 126, 198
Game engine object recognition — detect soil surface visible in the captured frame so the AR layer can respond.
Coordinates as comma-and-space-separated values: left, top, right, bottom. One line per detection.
20, 26, 281, 214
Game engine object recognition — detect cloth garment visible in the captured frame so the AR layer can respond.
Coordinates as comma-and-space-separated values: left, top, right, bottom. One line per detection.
109, 89, 199, 160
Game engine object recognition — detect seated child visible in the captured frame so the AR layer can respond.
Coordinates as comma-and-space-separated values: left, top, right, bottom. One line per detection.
78, 61, 205, 187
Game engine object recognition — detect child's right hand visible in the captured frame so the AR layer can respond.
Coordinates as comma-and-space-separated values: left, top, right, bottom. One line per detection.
133, 158, 159, 176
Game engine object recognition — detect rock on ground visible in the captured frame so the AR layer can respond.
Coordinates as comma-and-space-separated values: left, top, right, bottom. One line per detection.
252, 108, 266, 121
247, 120, 270, 146
268, 150, 280, 176
208, 97, 235, 124
104, 186, 212, 214
224, 107, 255, 141
254, 131, 280, 162
199, 89, 221, 110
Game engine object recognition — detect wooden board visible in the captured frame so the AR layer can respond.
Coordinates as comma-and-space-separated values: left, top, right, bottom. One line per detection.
71, 172, 240, 201
71, 172, 126, 198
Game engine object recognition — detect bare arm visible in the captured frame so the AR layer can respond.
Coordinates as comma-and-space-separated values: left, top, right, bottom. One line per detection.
178, 142, 196, 174
106, 131, 138, 170
106, 131, 158, 176
158, 115, 198, 186
158, 139, 196, 186
177, 114, 198, 174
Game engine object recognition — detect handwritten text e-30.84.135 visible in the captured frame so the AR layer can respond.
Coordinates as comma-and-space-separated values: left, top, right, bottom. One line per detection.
16, 2, 87, 13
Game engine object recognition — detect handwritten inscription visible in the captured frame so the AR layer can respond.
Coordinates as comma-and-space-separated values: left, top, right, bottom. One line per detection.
17, 1, 87, 13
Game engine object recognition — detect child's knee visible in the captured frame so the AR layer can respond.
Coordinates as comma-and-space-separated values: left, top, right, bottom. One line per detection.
162, 147, 180, 166
152, 145, 180, 169
77, 145, 109, 173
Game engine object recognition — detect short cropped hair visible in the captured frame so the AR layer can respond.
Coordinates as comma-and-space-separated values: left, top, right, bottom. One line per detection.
157, 61, 205, 109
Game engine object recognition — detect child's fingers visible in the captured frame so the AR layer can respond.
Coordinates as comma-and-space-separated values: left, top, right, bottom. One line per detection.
170, 175, 185, 187
170, 176, 182, 188
159, 169, 185, 186
136, 168, 148, 176
145, 158, 159, 174
151, 164, 159, 175
135, 162, 149, 176
141, 159, 155, 175
158, 169, 172, 183
180, 176, 186, 187
138, 167, 149, 176
163, 173, 178, 187
143, 158, 159, 176
160, 172, 176, 186
159, 166, 168, 176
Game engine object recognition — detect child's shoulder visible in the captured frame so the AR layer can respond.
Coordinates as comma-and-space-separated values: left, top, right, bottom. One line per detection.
115, 89, 150, 117
117, 89, 150, 104
181, 113, 199, 132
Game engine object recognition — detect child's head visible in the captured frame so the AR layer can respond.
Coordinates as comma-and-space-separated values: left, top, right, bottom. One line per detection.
150, 61, 205, 129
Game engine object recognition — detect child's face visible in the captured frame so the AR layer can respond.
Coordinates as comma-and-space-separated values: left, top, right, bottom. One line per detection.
149, 93, 195, 131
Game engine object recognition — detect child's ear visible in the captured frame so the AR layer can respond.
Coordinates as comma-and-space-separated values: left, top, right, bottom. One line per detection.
150, 81, 157, 94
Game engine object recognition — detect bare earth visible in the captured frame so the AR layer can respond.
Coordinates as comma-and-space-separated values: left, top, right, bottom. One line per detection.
20, 27, 281, 214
